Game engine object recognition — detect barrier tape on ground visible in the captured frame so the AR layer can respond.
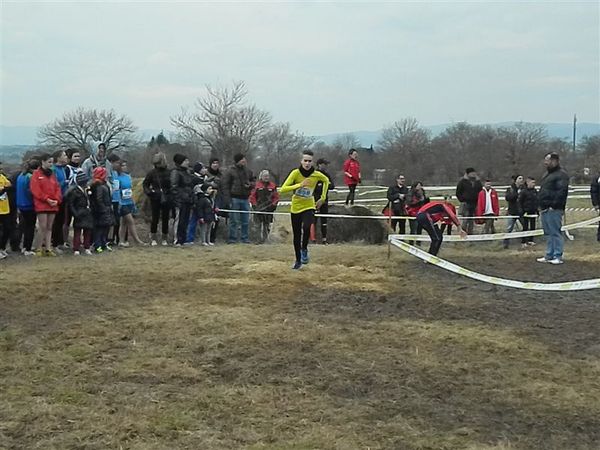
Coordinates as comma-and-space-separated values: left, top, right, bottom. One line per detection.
389, 238, 600, 291
388, 215, 600, 242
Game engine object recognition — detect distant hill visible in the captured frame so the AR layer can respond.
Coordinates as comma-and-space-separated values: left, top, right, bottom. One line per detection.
2, 122, 598, 148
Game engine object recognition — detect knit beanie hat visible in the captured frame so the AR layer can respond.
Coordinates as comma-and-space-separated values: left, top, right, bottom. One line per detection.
173, 153, 187, 166
233, 153, 245, 164
76, 171, 89, 186
193, 162, 204, 173
93, 167, 107, 182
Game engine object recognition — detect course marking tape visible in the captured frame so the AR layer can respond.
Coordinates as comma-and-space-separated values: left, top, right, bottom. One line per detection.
389, 238, 600, 291
388, 215, 600, 241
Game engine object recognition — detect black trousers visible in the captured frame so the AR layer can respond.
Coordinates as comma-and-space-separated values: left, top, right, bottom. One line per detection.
150, 198, 171, 235
111, 202, 120, 243
175, 203, 192, 245
345, 184, 357, 205
51, 202, 66, 247
391, 208, 406, 234
291, 209, 314, 262
417, 212, 443, 256
316, 202, 329, 239
0, 214, 12, 250
20, 210, 37, 251
210, 219, 219, 243
521, 217, 536, 243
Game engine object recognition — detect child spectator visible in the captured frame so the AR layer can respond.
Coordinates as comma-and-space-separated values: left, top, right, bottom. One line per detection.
192, 183, 217, 246
519, 177, 539, 248
249, 170, 279, 243
69, 172, 94, 255
30, 153, 62, 256
90, 167, 114, 253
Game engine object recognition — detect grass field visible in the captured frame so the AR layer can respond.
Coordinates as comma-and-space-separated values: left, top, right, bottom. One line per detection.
1, 231, 599, 449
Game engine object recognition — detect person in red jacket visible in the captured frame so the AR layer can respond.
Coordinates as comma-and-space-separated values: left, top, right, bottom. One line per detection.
343, 148, 361, 205
475, 179, 500, 234
416, 200, 467, 256
30, 153, 62, 256
249, 169, 280, 243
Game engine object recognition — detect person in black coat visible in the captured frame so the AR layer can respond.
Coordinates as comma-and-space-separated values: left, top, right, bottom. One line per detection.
143, 152, 172, 246
386, 174, 409, 234
90, 167, 114, 252
68, 172, 94, 254
455, 168, 483, 234
591, 168, 599, 242
313, 158, 335, 244
170, 153, 195, 246
518, 177, 539, 247
502, 174, 524, 249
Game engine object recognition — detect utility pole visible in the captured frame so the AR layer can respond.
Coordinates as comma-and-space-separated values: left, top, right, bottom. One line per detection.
572, 113, 577, 152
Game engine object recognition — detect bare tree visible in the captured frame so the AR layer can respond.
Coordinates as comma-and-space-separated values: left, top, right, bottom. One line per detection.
332, 133, 361, 152
38, 107, 137, 152
497, 122, 548, 176
170, 80, 271, 165
256, 122, 313, 181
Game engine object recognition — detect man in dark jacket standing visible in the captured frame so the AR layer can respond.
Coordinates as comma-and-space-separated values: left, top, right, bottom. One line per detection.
502, 174, 524, 248
536, 153, 569, 264
170, 153, 195, 246
455, 168, 483, 234
591, 168, 599, 242
222, 153, 254, 244
387, 174, 408, 234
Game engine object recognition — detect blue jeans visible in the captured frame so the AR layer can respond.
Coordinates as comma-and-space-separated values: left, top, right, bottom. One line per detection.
228, 198, 250, 243
503, 216, 523, 247
541, 209, 564, 260
187, 210, 198, 243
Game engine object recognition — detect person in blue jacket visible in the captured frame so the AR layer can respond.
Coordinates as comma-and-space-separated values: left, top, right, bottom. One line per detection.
16, 159, 40, 255
51, 149, 70, 249
117, 160, 145, 247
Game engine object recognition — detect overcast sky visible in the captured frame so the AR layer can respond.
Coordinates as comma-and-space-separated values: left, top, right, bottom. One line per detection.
1, 1, 598, 135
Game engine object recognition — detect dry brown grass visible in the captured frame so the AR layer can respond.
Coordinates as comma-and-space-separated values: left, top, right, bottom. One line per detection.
1, 235, 599, 449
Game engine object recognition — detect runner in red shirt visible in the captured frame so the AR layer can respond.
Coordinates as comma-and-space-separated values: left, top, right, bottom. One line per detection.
416, 200, 467, 255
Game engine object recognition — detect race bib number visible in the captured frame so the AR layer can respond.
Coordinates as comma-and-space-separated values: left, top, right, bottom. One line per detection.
295, 187, 312, 198
121, 188, 133, 200
113, 180, 120, 190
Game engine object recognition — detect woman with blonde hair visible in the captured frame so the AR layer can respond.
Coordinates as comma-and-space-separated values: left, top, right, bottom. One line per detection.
142, 152, 172, 246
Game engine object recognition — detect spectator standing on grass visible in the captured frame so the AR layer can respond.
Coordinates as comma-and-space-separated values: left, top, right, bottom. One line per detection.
455, 168, 483, 234
51, 149, 70, 251
142, 152, 172, 246
475, 179, 499, 234
519, 176, 539, 248
30, 153, 62, 257
406, 181, 429, 241
81, 142, 107, 181
63, 149, 83, 245
590, 167, 599, 242
16, 159, 40, 256
222, 153, 254, 244
192, 183, 217, 246
536, 152, 569, 265
502, 174, 524, 249
312, 158, 335, 244
68, 172, 94, 255
186, 162, 207, 244
0, 161, 13, 260
107, 153, 122, 246
117, 161, 145, 247
386, 174, 409, 234
279, 150, 330, 269
415, 199, 467, 256
249, 169, 279, 244
205, 157, 224, 244
90, 167, 114, 253
170, 153, 195, 247
6, 165, 21, 254
343, 149, 361, 206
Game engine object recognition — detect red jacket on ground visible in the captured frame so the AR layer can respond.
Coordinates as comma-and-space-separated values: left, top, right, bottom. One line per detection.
30, 168, 62, 213
475, 188, 500, 223
343, 158, 361, 186
418, 201, 460, 226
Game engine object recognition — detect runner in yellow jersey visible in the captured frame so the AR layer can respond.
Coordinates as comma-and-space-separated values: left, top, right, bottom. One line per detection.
279, 150, 330, 269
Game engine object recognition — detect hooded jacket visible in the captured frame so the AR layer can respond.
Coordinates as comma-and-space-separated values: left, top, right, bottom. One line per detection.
475, 187, 500, 223
249, 181, 279, 212
16, 172, 34, 211
90, 181, 114, 227
343, 158, 360, 186
69, 185, 94, 229
193, 189, 216, 223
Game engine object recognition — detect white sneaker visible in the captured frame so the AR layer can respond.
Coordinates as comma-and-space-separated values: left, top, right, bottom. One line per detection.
151, 240, 158, 247
23, 251, 35, 256
105, 245, 113, 252
161, 240, 168, 246
549, 258, 564, 265
0, 250, 7, 260
73, 250, 81, 256
202, 242, 209, 246
53, 247, 64, 255
84, 249, 93, 256
119, 242, 130, 248
208, 242, 215, 246
536, 257, 549, 263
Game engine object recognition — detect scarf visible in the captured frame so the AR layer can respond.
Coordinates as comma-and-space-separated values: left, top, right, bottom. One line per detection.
299, 166, 315, 178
